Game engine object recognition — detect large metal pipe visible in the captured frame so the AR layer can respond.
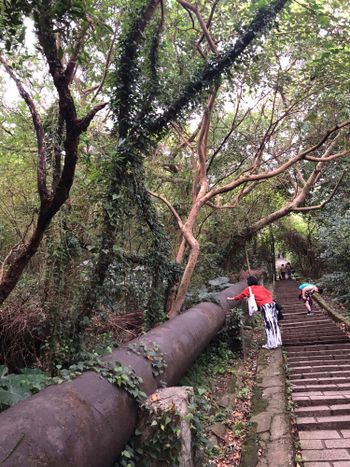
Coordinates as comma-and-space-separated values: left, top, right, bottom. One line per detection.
0, 283, 245, 466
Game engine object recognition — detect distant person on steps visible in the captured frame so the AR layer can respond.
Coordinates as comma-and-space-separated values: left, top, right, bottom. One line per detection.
227, 276, 282, 350
298, 283, 323, 315
279, 263, 286, 280
285, 262, 292, 279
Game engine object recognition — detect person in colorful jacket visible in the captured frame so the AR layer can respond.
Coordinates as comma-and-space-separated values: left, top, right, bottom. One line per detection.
227, 276, 282, 350
298, 283, 323, 315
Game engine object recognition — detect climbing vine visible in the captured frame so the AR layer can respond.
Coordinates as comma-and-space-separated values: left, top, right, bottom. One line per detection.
128, 341, 168, 379
117, 403, 183, 467
56, 354, 147, 403
0, 353, 148, 412
81, 0, 289, 327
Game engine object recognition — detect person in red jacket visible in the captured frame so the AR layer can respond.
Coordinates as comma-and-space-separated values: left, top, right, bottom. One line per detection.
227, 275, 282, 350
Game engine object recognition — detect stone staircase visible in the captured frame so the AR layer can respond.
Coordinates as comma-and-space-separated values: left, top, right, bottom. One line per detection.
276, 280, 350, 467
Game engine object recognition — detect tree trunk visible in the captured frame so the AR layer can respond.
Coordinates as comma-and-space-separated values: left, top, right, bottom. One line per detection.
168, 238, 200, 318
245, 246, 251, 273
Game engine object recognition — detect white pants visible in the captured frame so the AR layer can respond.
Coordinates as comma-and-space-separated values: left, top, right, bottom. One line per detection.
261, 303, 282, 349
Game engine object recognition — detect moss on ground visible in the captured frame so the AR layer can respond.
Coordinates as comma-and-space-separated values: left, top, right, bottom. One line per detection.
239, 422, 259, 467
239, 351, 268, 465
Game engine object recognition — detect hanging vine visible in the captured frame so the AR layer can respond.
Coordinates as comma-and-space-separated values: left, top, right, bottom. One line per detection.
80, 0, 290, 327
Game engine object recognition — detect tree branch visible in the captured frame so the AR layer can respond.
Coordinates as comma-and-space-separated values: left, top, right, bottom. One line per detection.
65, 23, 89, 84
304, 148, 349, 162
205, 118, 350, 201
197, 0, 219, 48
177, 0, 218, 54
292, 172, 345, 212
91, 21, 119, 102
148, 191, 184, 228
147, 0, 289, 133
0, 54, 48, 202
78, 102, 109, 132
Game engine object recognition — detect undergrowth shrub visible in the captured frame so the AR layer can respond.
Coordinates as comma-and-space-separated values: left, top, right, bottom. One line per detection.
184, 276, 234, 309
0, 276, 47, 370
179, 337, 238, 463
319, 272, 350, 304
0, 365, 51, 411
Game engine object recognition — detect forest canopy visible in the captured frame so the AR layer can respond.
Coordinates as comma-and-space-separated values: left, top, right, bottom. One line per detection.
0, 0, 349, 368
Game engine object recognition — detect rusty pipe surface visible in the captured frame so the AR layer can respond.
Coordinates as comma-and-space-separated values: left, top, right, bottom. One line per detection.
0, 282, 245, 467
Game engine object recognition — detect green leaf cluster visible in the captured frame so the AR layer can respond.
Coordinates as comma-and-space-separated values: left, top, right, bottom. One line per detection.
0, 365, 52, 410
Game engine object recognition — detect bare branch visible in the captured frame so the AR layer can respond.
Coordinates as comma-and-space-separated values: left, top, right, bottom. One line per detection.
0, 121, 14, 136
195, 209, 215, 238
78, 102, 109, 132
223, 181, 263, 208
305, 148, 349, 162
91, 21, 119, 102
292, 171, 346, 212
148, 191, 184, 228
197, 0, 219, 48
170, 121, 201, 156
65, 24, 89, 84
207, 90, 269, 173
0, 243, 22, 282
197, 87, 218, 182
205, 118, 350, 202
177, 0, 218, 54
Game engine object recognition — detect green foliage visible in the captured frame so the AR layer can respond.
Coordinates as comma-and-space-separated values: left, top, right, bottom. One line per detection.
0, 0, 31, 50
180, 338, 235, 392
237, 386, 251, 400
0, 351, 148, 414
0, 365, 52, 410
116, 406, 182, 467
128, 342, 167, 379
315, 186, 350, 302
179, 338, 237, 461
185, 276, 233, 309
55, 354, 147, 403
1, 0, 350, 381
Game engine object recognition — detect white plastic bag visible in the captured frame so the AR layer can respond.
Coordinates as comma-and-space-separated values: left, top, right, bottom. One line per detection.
247, 286, 258, 316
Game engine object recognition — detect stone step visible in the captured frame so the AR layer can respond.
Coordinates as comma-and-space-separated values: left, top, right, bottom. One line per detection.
282, 323, 342, 329
282, 315, 326, 321
283, 328, 335, 335
283, 334, 347, 343
281, 312, 325, 317
283, 321, 342, 327
302, 447, 350, 463
295, 404, 350, 417
284, 341, 347, 347
288, 356, 350, 366
288, 357, 350, 366
290, 364, 350, 374
283, 337, 349, 347
282, 316, 329, 321
293, 393, 350, 407
281, 323, 335, 330
293, 389, 350, 398
286, 343, 350, 354
292, 384, 350, 393
292, 376, 350, 386
290, 370, 350, 380
287, 350, 350, 359
297, 414, 350, 430
282, 329, 344, 336
282, 313, 324, 319
277, 280, 350, 462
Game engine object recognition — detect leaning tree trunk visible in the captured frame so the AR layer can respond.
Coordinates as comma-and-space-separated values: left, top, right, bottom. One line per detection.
77, 0, 290, 321
168, 233, 200, 319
